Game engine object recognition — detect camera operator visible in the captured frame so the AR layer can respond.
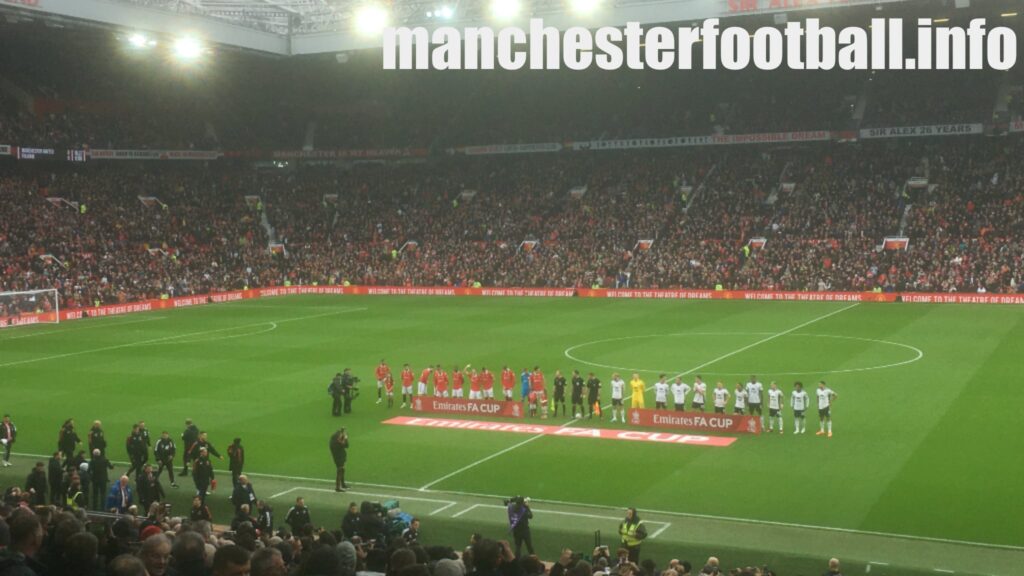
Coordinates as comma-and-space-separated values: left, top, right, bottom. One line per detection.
506, 496, 534, 558
341, 369, 360, 414
329, 373, 344, 416
357, 501, 386, 544
330, 428, 349, 492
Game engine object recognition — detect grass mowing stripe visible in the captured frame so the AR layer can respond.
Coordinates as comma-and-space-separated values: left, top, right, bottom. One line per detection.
0, 307, 367, 369
420, 303, 859, 491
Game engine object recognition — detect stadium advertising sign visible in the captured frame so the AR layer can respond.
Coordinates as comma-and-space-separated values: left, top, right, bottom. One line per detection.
385, 416, 737, 447
458, 143, 562, 155
88, 149, 223, 161
1010, 121, 1024, 133
0, 144, 10, 156
271, 148, 427, 159
859, 124, 984, 139
724, 0, 888, 15
571, 131, 831, 151
411, 397, 525, 418
628, 408, 761, 434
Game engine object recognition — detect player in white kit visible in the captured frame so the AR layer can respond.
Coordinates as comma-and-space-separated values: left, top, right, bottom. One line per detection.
653, 375, 669, 410
670, 377, 690, 412
609, 373, 626, 422
766, 382, 784, 433
816, 381, 837, 437
791, 381, 810, 434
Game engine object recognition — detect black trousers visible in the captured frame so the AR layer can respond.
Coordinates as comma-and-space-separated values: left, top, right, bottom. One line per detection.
332, 395, 342, 416
513, 529, 534, 558
156, 458, 176, 484
91, 481, 106, 510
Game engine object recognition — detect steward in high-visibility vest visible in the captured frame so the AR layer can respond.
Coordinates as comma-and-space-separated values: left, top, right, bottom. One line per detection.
618, 507, 647, 563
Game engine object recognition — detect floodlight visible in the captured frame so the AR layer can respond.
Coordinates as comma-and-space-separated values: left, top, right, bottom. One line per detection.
569, 0, 599, 16
354, 4, 390, 36
172, 37, 203, 60
491, 0, 521, 21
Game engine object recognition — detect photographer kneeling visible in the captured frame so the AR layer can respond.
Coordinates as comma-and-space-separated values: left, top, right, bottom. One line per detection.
506, 496, 534, 558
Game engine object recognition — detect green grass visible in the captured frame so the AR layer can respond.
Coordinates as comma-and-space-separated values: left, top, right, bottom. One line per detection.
1, 295, 1023, 575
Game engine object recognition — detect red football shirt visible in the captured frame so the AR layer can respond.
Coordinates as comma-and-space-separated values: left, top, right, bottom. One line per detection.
376, 363, 389, 380
420, 368, 432, 383
482, 371, 495, 390
530, 372, 545, 392
401, 369, 414, 386
501, 369, 515, 390
452, 371, 464, 390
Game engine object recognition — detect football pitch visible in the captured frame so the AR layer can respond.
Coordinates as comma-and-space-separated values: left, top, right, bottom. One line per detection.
1, 295, 1022, 575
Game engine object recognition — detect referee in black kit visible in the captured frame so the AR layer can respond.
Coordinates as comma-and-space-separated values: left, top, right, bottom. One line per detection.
330, 428, 350, 492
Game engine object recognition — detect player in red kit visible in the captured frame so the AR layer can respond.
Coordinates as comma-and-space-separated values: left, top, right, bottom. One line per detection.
375, 360, 389, 405
501, 366, 516, 400
418, 367, 432, 397
481, 367, 495, 399
383, 371, 395, 408
400, 364, 414, 408
530, 367, 545, 394
468, 368, 482, 400
451, 366, 465, 398
433, 365, 449, 397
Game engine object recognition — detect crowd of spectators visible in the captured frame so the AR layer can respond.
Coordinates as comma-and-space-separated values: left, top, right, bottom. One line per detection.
2, 136, 1023, 312
0, 485, 842, 576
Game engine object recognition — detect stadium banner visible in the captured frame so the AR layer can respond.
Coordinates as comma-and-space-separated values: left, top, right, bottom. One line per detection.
384, 416, 737, 447
570, 131, 831, 151
270, 148, 428, 159
899, 293, 1024, 305
458, 143, 562, 155
88, 149, 223, 161
1010, 121, 1024, 133
858, 124, 984, 139
0, 144, 10, 156
576, 288, 896, 302
411, 397, 524, 419
627, 408, 761, 434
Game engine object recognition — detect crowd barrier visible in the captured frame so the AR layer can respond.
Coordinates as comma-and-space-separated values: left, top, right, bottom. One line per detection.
4, 285, 1024, 328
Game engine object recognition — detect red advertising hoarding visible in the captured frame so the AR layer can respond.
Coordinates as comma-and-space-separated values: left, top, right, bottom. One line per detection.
411, 396, 525, 419
627, 408, 762, 434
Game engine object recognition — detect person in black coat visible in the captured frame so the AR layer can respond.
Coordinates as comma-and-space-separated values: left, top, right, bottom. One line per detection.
47, 452, 64, 505
341, 502, 360, 539
136, 464, 165, 512
230, 475, 257, 513
180, 419, 199, 476
329, 428, 349, 492
87, 449, 113, 510
227, 438, 245, 488
125, 425, 146, 478
23, 462, 47, 506
192, 448, 215, 506
0, 414, 16, 466
58, 419, 79, 464
255, 500, 273, 534
284, 497, 311, 534
154, 431, 177, 488
87, 421, 107, 456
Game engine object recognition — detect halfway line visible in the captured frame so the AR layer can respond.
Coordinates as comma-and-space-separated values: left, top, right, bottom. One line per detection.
419, 303, 859, 490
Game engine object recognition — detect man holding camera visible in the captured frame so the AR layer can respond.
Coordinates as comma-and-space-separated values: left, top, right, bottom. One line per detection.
330, 428, 349, 492
506, 496, 534, 558
342, 369, 360, 414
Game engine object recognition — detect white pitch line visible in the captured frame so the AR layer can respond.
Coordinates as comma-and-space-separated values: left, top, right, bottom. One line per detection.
666, 303, 861, 381
420, 304, 860, 491
270, 486, 299, 500
933, 570, 955, 574
649, 522, 672, 539
0, 315, 168, 340
455, 503, 670, 532
0, 307, 366, 369
452, 504, 480, 518
289, 487, 456, 506
430, 502, 458, 516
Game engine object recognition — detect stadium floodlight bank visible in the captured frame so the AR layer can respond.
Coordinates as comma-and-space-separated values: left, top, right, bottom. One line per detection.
0, 288, 60, 327
383, 18, 1016, 71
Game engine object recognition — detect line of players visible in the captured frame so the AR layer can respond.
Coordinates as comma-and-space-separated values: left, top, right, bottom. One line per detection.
369, 361, 839, 437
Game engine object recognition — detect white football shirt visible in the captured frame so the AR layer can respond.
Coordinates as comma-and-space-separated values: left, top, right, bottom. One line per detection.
791, 390, 809, 410
745, 381, 763, 403
693, 382, 706, 403
768, 388, 784, 410
654, 382, 669, 402
816, 387, 835, 409
713, 387, 729, 407
670, 382, 690, 404
610, 378, 625, 400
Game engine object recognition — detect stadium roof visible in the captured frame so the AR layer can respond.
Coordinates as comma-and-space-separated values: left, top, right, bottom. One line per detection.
0, 0, 988, 55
